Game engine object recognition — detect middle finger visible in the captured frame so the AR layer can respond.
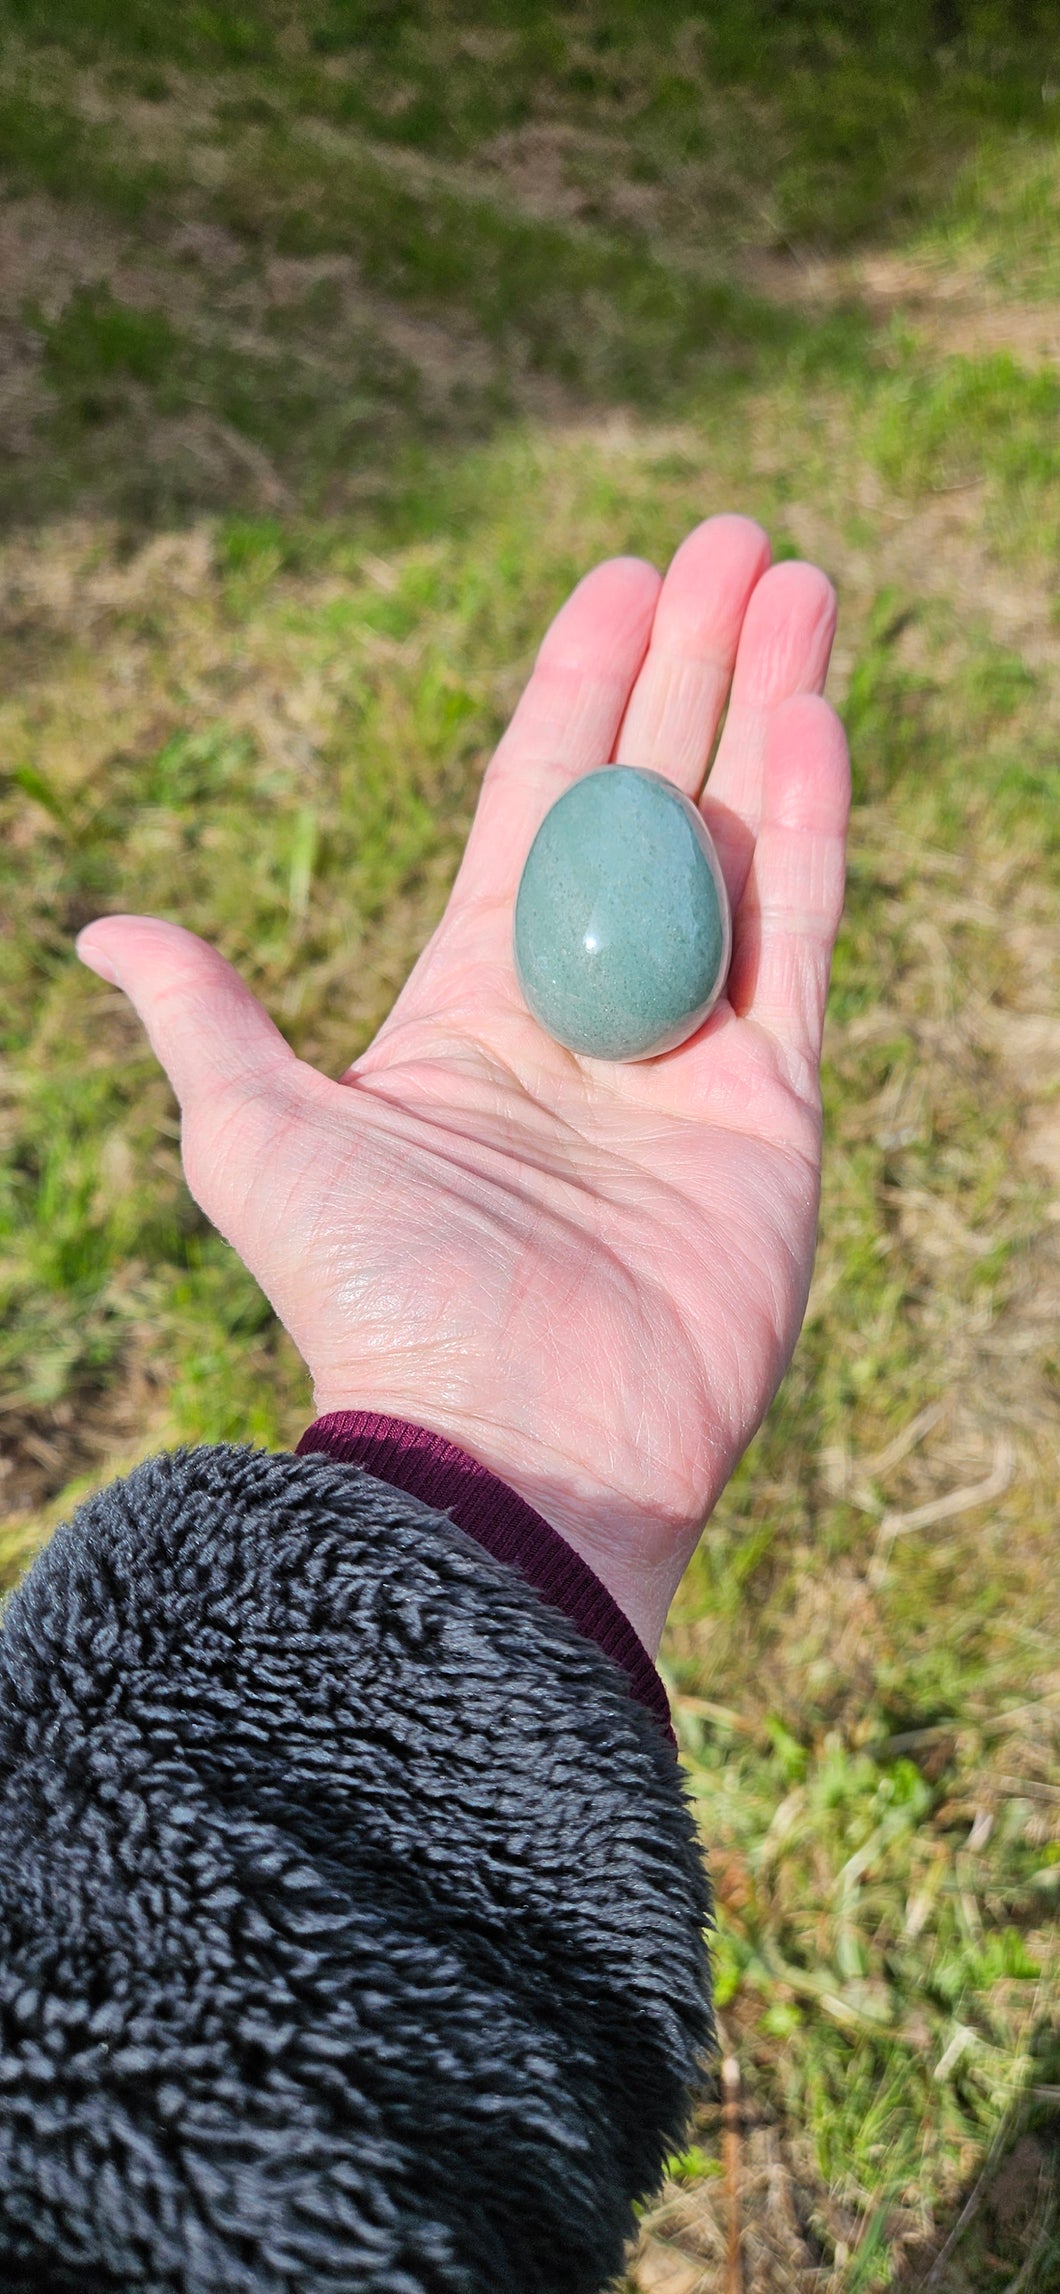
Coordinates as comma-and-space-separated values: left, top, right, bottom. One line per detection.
613, 513, 772, 791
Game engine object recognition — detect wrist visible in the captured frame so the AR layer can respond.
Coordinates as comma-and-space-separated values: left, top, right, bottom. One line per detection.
309, 1376, 679, 1651
297, 1407, 675, 1742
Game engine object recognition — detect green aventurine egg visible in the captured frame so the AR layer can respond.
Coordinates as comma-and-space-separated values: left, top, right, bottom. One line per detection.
513, 765, 731, 1062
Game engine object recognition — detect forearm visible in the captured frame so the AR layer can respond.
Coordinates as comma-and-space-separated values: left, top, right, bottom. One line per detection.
0, 1441, 710, 2294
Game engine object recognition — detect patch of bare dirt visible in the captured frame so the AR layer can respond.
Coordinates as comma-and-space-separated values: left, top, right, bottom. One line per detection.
168, 218, 247, 274
0, 175, 576, 501
0, 191, 214, 352
1023, 1108, 1060, 1192
73, 65, 221, 162
778, 484, 1058, 687
0, 323, 45, 460
478, 119, 665, 234
0, 193, 252, 341
925, 301, 1060, 365
0, 518, 216, 646
745, 245, 1060, 367
627, 2086, 891, 2294
0, 1352, 170, 1542
627, 2101, 1060, 2293
0, 191, 131, 323
258, 248, 503, 404
0, 195, 125, 460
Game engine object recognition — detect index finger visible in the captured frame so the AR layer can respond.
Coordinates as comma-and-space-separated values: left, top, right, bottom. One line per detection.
452, 555, 661, 910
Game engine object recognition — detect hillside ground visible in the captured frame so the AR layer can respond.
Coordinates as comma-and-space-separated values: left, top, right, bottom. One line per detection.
1, 6, 1058, 2287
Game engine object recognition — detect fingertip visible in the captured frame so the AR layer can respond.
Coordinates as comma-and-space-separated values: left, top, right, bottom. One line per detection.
76, 925, 120, 985
573, 551, 662, 598
593, 552, 666, 624
598, 550, 663, 585
649, 514, 773, 649
537, 553, 662, 670
757, 557, 836, 613
565, 551, 661, 597
535, 517, 778, 691
782, 560, 836, 654
670, 510, 772, 568
76, 914, 202, 982
76, 913, 163, 984
733, 560, 838, 707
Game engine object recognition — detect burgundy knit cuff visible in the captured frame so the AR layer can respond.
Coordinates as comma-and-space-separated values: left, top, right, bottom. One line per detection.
295, 1410, 674, 1747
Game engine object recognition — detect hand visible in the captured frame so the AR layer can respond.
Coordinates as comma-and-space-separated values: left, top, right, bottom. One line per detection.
77, 516, 849, 1656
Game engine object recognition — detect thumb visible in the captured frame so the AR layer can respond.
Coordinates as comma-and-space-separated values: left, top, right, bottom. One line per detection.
77, 915, 299, 1236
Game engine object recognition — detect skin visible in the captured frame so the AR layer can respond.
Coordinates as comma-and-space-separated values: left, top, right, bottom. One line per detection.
78, 514, 850, 1658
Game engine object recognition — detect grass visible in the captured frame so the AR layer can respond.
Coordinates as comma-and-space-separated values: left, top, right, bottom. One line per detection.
1, 5, 1059, 2288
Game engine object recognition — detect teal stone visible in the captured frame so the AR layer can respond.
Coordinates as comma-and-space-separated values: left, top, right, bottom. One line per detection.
513, 765, 731, 1062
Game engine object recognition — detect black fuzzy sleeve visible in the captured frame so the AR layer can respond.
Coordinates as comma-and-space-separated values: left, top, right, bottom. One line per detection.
0, 1445, 712, 2294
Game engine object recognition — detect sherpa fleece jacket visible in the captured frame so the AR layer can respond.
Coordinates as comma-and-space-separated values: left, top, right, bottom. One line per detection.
0, 1412, 712, 2294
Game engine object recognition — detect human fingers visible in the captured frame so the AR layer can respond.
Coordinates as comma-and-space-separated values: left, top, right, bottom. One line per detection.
728, 694, 850, 1079
613, 513, 771, 793
702, 560, 836, 901
453, 554, 661, 908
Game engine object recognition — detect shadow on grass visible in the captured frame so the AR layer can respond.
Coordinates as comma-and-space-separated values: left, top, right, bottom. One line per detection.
4, 0, 1056, 541
0, 99, 866, 546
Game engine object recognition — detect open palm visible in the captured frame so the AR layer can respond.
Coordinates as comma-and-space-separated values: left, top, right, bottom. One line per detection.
79, 516, 849, 1654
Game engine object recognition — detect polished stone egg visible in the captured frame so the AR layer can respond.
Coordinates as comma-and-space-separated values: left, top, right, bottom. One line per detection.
513, 765, 731, 1062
